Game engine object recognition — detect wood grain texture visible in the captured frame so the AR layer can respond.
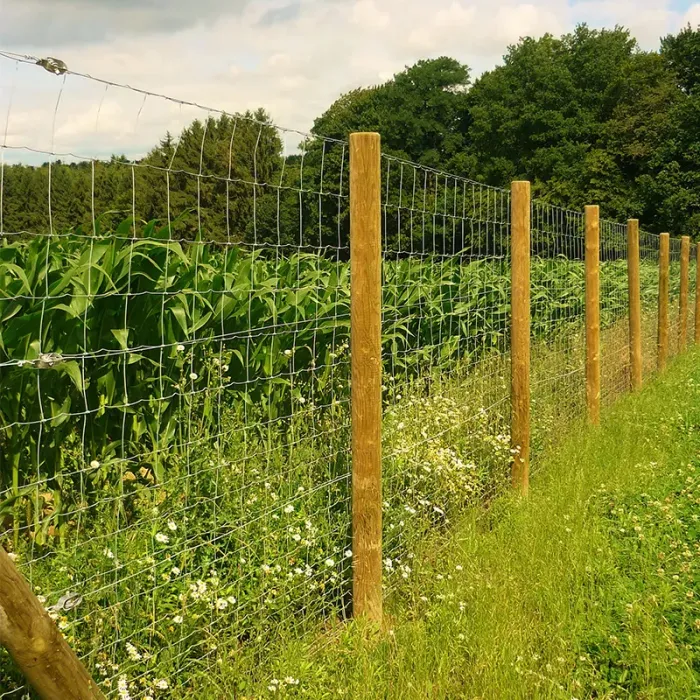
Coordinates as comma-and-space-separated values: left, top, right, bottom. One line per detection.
680, 235, 690, 351
658, 233, 670, 371
0, 547, 105, 699
511, 181, 531, 495
585, 206, 600, 425
627, 220, 643, 391
349, 132, 383, 622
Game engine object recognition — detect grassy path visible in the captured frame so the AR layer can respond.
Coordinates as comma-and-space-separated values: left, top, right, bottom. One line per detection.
198, 349, 700, 699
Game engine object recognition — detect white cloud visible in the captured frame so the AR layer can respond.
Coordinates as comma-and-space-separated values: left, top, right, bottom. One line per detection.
351, 0, 390, 30
681, 3, 700, 28
0, 0, 696, 164
570, 0, 679, 48
0, 0, 250, 45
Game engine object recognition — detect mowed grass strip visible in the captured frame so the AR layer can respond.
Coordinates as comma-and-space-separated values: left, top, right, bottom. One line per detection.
198, 348, 700, 699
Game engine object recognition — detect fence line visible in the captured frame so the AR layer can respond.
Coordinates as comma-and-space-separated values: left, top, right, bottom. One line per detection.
0, 53, 697, 699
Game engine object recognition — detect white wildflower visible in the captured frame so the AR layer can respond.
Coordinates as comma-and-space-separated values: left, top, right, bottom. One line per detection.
103, 548, 114, 559
90, 460, 101, 469
167, 520, 177, 531
283, 504, 294, 514
325, 558, 335, 568
171, 567, 181, 577
344, 549, 352, 559
189, 372, 198, 381
176, 344, 185, 352
155, 679, 169, 690
117, 675, 131, 700
155, 533, 169, 544
216, 598, 228, 611
125, 642, 142, 662
173, 615, 184, 624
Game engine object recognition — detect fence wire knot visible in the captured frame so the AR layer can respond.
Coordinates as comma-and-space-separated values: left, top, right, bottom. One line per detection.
36, 57, 68, 75
34, 353, 64, 369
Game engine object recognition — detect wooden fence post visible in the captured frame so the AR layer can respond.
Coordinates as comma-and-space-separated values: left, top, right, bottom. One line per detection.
696, 242, 700, 344
680, 235, 690, 352
585, 206, 601, 424
349, 132, 382, 622
0, 548, 105, 699
658, 233, 670, 371
627, 220, 643, 390
511, 181, 531, 495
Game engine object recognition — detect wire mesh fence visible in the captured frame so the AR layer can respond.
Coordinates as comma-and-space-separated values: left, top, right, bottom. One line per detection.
380, 159, 512, 588
669, 236, 683, 359
0, 52, 356, 698
529, 201, 586, 455
639, 230, 661, 381
599, 219, 630, 406
0, 52, 696, 698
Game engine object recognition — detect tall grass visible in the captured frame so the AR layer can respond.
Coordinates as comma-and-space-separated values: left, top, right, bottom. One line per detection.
0, 219, 677, 697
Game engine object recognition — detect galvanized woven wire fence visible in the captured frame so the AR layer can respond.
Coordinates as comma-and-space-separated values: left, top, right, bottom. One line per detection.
0, 53, 696, 699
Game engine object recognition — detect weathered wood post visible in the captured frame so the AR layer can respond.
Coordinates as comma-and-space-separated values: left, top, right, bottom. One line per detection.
680, 235, 690, 352
511, 181, 531, 494
349, 132, 383, 622
627, 220, 643, 390
658, 233, 670, 371
0, 547, 105, 699
585, 205, 601, 424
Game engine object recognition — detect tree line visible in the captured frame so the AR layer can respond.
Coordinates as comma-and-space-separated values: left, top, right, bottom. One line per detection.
2, 23, 700, 245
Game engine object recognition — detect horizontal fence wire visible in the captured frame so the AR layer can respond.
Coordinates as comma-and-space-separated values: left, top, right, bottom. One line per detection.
0, 51, 697, 699
639, 230, 661, 381
669, 236, 683, 359
529, 200, 586, 456
0, 52, 354, 699
599, 219, 630, 406
380, 157, 512, 590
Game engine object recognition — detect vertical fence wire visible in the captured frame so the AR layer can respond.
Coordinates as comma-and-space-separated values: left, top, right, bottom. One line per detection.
669, 236, 683, 359
529, 201, 586, 456
599, 220, 630, 405
0, 53, 354, 699
639, 231, 661, 381
379, 157, 512, 589
0, 50, 696, 699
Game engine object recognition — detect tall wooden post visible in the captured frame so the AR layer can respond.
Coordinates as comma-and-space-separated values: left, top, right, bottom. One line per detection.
0, 548, 105, 699
696, 243, 700, 344
585, 206, 601, 424
349, 132, 382, 622
511, 181, 531, 495
658, 233, 670, 371
680, 235, 690, 351
627, 220, 643, 390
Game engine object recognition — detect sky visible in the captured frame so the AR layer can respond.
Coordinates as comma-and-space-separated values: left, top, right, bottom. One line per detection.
1, 0, 700, 163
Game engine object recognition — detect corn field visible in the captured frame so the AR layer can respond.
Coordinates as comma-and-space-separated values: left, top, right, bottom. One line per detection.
0, 52, 694, 699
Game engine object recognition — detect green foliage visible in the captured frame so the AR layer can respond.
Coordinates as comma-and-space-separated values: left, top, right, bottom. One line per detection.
192, 349, 700, 699
0, 213, 663, 547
